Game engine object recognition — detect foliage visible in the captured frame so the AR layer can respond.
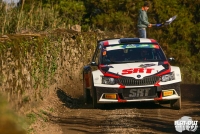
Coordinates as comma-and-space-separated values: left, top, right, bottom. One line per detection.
0, 1, 200, 133
58, 1, 86, 25
1, 0, 200, 82
0, 35, 60, 92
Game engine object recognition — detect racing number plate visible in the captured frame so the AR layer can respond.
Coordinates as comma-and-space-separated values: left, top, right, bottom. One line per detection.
123, 87, 156, 99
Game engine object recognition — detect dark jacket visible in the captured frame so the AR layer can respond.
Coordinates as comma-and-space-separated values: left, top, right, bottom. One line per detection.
137, 7, 150, 28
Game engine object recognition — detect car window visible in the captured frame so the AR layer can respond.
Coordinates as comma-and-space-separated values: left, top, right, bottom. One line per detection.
95, 47, 101, 64
102, 44, 166, 64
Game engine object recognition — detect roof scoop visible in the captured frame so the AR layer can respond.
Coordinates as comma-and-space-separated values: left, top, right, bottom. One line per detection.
119, 38, 140, 44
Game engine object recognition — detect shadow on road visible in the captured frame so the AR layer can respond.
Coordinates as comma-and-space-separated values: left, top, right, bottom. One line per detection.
56, 84, 200, 110
56, 88, 83, 109
56, 88, 169, 110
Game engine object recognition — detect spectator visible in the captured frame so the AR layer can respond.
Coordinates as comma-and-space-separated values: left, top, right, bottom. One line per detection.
137, 1, 152, 38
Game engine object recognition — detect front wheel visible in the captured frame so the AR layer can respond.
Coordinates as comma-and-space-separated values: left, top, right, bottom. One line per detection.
170, 85, 181, 110
170, 98, 181, 110
91, 79, 103, 109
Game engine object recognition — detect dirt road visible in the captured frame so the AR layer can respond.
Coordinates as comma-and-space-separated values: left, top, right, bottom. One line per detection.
51, 84, 200, 134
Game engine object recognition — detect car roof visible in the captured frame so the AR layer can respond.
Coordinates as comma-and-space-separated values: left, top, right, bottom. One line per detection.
98, 38, 158, 46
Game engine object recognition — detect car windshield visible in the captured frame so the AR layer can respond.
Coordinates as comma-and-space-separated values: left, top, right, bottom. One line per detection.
101, 44, 167, 64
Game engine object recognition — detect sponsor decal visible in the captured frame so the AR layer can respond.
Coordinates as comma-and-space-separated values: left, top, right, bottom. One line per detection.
106, 44, 159, 51
174, 116, 198, 133
126, 44, 137, 48
139, 63, 156, 68
129, 88, 151, 97
122, 68, 154, 75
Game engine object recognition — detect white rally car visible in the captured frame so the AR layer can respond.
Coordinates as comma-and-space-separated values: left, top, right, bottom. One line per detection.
83, 38, 181, 110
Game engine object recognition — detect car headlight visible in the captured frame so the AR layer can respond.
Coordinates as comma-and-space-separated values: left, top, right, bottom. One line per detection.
161, 72, 175, 82
102, 76, 117, 85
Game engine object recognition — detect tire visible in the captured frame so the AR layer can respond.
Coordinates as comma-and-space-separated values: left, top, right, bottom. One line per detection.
83, 74, 91, 104
170, 85, 181, 110
170, 98, 181, 110
91, 78, 103, 109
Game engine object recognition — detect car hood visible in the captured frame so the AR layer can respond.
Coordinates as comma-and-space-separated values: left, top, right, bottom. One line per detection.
101, 62, 168, 79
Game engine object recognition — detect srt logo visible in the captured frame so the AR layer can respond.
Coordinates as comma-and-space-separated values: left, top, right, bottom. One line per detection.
122, 68, 154, 75
129, 88, 151, 97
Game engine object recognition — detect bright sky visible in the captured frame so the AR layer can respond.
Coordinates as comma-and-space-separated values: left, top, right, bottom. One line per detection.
3, 0, 19, 3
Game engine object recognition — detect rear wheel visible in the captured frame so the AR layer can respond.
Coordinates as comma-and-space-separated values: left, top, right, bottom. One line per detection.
83, 74, 91, 104
170, 85, 181, 110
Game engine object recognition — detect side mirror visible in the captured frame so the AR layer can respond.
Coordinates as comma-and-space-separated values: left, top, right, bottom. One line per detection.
90, 61, 98, 66
168, 57, 175, 61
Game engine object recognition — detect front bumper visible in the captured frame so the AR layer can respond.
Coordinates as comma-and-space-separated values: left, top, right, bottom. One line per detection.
99, 95, 180, 103
95, 83, 180, 103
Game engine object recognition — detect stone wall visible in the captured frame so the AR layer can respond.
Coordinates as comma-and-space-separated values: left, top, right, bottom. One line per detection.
0, 31, 123, 110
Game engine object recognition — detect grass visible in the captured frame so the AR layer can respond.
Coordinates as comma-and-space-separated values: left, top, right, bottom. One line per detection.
0, 1, 68, 35
26, 113, 37, 124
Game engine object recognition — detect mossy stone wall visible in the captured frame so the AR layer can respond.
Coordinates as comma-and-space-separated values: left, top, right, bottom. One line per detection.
0, 31, 122, 109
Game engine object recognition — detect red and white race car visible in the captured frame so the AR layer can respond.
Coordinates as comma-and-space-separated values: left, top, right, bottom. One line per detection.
83, 38, 181, 110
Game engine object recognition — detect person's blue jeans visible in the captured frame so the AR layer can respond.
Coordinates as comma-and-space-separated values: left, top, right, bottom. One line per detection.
138, 28, 146, 38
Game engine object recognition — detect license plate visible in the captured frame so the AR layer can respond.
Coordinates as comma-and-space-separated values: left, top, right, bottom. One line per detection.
163, 90, 173, 96
123, 87, 156, 99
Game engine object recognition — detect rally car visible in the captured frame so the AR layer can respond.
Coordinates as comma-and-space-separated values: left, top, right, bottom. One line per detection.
83, 38, 181, 110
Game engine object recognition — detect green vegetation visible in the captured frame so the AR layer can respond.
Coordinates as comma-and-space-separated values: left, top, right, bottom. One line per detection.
0, 0, 200, 133
26, 109, 50, 133
0, 35, 60, 95
26, 113, 37, 124
0, 0, 198, 83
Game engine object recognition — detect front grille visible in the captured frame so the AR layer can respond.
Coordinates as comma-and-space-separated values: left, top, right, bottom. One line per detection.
118, 75, 159, 86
